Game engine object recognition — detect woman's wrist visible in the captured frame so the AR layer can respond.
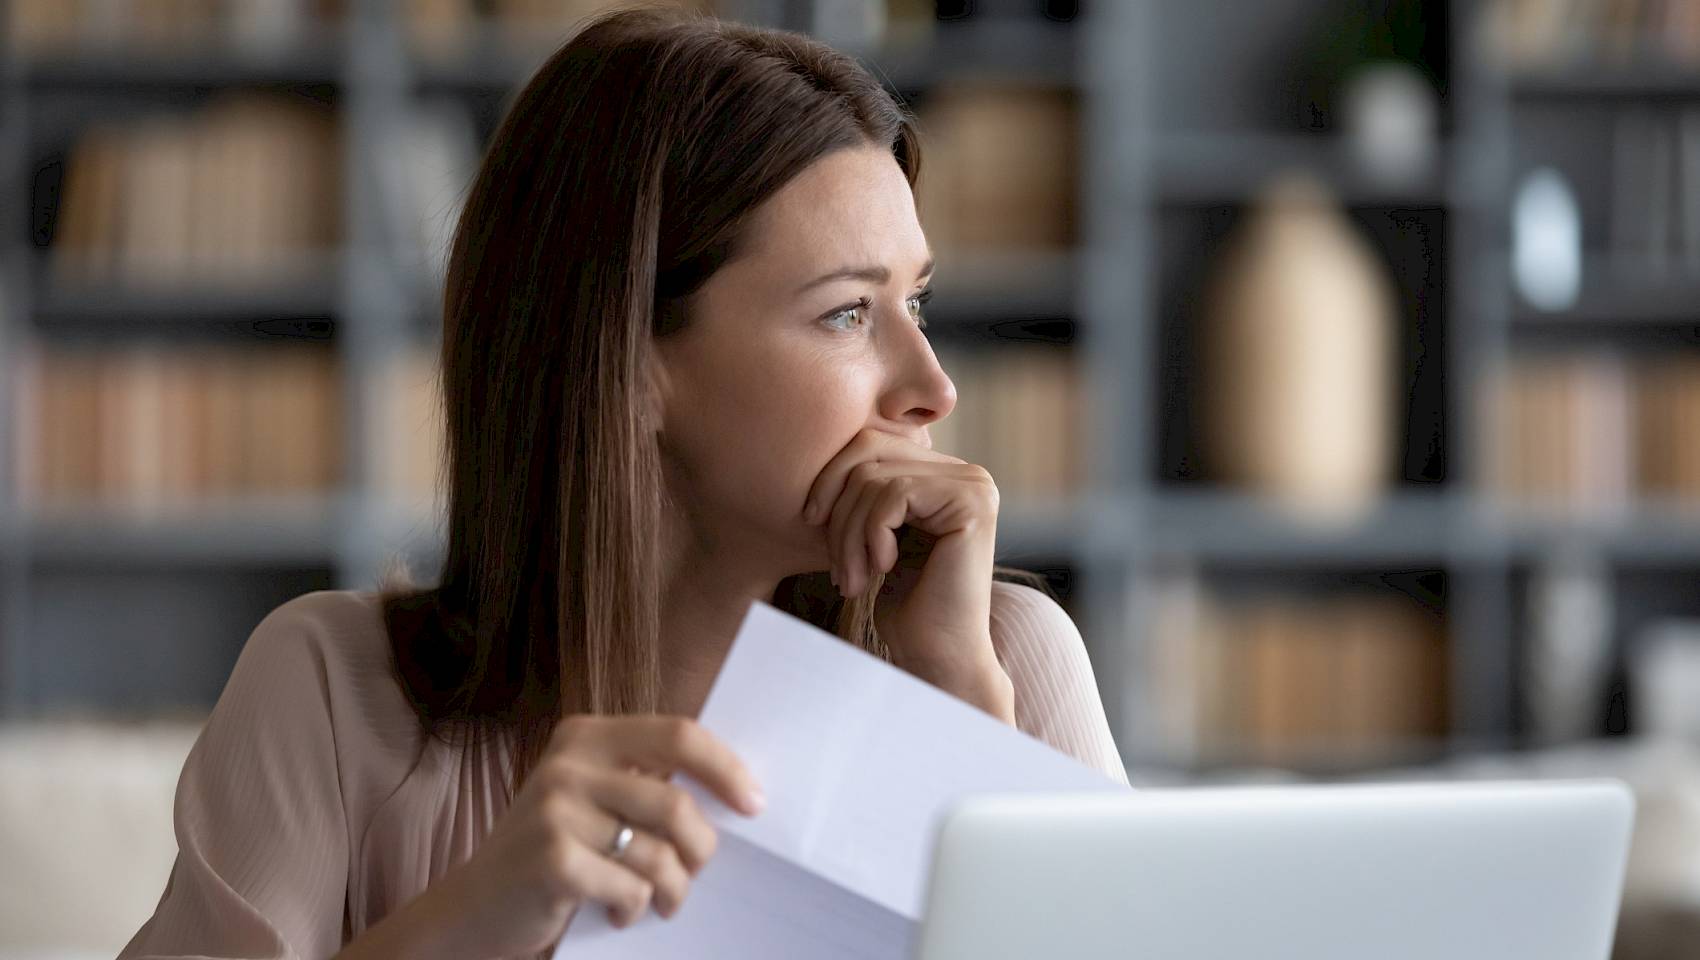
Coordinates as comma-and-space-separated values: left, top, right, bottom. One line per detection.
897, 645, 1016, 725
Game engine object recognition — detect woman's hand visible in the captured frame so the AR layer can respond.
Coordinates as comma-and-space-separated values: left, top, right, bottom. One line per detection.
412, 714, 765, 959
801, 428, 1010, 713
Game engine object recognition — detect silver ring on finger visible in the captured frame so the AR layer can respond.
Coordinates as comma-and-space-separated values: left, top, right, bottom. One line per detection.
605, 820, 635, 861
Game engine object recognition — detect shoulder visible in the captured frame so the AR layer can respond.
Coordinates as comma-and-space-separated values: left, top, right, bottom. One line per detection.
206, 589, 425, 806
238, 588, 392, 680
988, 579, 1083, 659
987, 579, 1132, 785
987, 579, 1096, 700
216, 589, 407, 752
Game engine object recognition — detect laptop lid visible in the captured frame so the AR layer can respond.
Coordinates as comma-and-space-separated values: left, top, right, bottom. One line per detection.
914, 779, 1635, 960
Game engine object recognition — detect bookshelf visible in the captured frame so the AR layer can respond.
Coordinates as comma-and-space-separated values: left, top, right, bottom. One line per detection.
8, 0, 1698, 783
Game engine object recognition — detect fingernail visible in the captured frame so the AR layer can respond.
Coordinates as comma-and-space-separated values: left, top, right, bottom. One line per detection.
743, 788, 766, 815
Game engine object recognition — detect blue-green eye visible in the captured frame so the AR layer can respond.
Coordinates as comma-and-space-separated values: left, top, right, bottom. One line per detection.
822, 289, 934, 333
824, 297, 872, 331
908, 287, 933, 329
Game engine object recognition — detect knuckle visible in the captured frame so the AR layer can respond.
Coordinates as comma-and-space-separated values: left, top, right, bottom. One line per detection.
555, 714, 595, 750
658, 841, 689, 883
664, 787, 699, 835
665, 716, 701, 755
849, 460, 880, 484
539, 789, 576, 829
699, 822, 719, 863
550, 835, 583, 894
658, 852, 691, 914
550, 758, 586, 793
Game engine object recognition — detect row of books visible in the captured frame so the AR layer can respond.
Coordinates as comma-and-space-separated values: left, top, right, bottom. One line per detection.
7, 0, 342, 54
1144, 575, 1450, 769
387, 82, 1076, 295
372, 344, 1080, 504
912, 86, 1076, 254
1487, 0, 1700, 69
11, 344, 344, 508
7, 0, 955, 58
1484, 352, 1700, 509
39, 79, 1071, 299
4, 340, 1082, 510
403, 0, 947, 59
930, 346, 1080, 500
1605, 106, 1700, 276
51, 93, 342, 290
405, 0, 715, 58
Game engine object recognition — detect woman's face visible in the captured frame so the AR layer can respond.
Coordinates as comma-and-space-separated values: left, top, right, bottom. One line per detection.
652, 143, 955, 574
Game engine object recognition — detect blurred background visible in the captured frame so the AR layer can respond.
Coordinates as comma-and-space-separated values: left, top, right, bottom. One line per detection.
3, 0, 1700, 956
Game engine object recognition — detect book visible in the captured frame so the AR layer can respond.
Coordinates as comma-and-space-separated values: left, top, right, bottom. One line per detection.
15, 345, 342, 506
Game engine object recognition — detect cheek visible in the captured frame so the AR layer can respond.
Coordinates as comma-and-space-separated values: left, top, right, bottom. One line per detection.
740, 354, 872, 486
671, 343, 876, 511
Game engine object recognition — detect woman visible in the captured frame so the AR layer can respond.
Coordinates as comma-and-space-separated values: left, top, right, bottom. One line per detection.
118, 6, 1127, 959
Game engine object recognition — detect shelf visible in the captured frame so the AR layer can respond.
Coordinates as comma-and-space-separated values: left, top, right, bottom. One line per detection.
408, 247, 1078, 336
1134, 737, 1466, 782
364, 493, 1107, 565
1143, 489, 1476, 563
995, 496, 1108, 557
27, 250, 342, 339
7, 26, 349, 90
1497, 501, 1700, 564
409, 16, 1078, 93
1152, 133, 1455, 207
923, 248, 1078, 328
849, 18, 1077, 92
7, 494, 346, 565
1511, 65, 1700, 100
1142, 489, 1700, 565
407, 24, 557, 93
1510, 260, 1700, 328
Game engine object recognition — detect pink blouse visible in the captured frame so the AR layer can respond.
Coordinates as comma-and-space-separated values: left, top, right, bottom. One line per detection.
116, 582, 1129, 958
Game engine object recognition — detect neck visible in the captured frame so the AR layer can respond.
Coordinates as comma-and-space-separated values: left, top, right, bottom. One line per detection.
656, 535, 785, 719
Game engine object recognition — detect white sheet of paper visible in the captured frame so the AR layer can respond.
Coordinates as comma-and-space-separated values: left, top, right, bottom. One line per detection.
553, 599, 1130, 958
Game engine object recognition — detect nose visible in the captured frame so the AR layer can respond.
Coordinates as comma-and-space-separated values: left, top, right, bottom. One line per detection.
877, 308, 956, 434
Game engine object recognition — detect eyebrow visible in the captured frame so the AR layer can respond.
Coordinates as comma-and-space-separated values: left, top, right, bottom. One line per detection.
794, 255, 936, 298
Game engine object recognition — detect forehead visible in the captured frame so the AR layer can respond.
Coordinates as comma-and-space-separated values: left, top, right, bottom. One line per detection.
735, 145, 929, 278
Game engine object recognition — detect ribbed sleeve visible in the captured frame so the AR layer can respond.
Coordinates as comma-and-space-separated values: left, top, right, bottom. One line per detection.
990, 581, 1131, 786
117, 593, 353, 960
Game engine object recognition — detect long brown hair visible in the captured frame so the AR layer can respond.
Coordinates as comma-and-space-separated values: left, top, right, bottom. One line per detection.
379, 3, 1052, 802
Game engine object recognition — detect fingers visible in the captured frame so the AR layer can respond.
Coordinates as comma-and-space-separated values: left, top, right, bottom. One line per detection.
551, 832, 655, 928
831, 474, 904, 597
555, 784, 697, 920
578, 764, 718, 874
803, 428, 963, 525
551, 715, 765, 818
823, 462, 989, 597
862, 481, 916, 586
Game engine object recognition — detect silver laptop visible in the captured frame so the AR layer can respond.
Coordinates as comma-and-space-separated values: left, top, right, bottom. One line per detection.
914, 779, 1635, 960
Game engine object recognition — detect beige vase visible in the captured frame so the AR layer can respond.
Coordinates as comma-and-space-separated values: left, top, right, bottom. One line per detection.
1201, 171, 1398, 523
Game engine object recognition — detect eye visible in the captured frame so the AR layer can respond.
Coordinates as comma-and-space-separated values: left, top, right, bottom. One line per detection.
907, 287, 933, 330
823, 297, 872, 332
821, 288, 933, 333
